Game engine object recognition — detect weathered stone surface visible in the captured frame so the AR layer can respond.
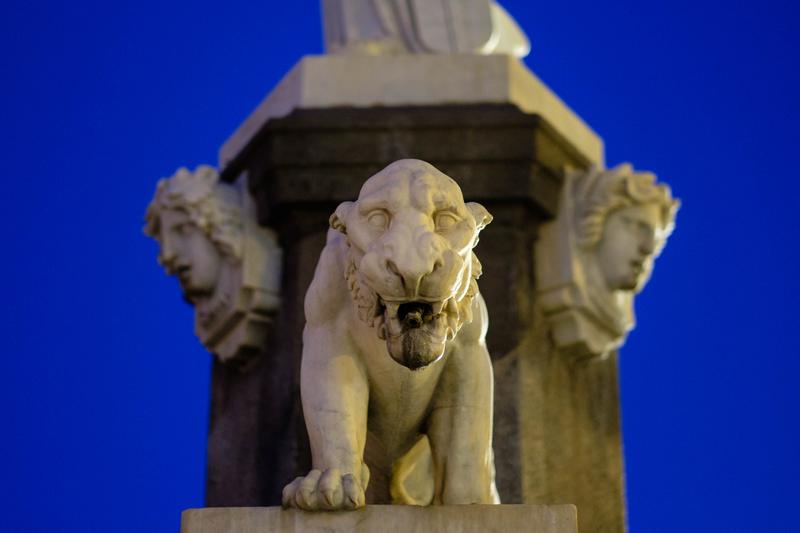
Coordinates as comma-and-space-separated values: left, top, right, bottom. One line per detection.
205, 101, 606, 513
206, 356, 308, 506
234, 105, 586, 226
282, 160, 498, 510
518, 314, 625, 533
205, 211, 324, 505
181, 505, 578, 533
218, 54, 603, 171
206, 93, 627, 533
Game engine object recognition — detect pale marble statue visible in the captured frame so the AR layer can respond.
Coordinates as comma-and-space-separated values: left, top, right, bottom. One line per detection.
145, 166, 282, 363
536, 164, 679, 357
282, 159, 499, 510
322, 0, 530, 57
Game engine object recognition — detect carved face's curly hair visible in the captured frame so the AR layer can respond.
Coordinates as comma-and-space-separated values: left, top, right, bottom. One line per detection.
144, 166, 243, 260
575, 164, 680, 256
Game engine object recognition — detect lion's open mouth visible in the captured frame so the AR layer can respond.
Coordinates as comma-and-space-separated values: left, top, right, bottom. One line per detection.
397, 301, 434, 328
375, 298, 459, 370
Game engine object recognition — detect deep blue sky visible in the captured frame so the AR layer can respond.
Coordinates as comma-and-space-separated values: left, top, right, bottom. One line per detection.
3, 1, 798, 532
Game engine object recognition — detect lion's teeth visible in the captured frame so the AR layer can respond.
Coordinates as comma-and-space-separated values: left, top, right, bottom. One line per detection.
445, 298, 458, 316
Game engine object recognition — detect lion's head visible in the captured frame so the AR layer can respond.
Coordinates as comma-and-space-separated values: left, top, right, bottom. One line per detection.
330, 160, 492, 370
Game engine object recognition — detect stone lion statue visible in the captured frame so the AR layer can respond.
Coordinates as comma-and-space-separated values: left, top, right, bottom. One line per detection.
282, 159, 499, 510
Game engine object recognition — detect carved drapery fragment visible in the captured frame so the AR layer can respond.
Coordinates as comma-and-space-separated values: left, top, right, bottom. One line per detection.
321, 0, 530, 57
145, 166, 282, 364
536, 164, 679, 358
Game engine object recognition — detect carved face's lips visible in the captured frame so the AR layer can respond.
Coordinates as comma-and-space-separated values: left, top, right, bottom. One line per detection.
176, 265, 191, 283
375, 296, 460, 370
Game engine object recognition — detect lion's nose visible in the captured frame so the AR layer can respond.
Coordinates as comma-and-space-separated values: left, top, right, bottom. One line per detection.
386, 259, 420, 293
385, 258, 442, 296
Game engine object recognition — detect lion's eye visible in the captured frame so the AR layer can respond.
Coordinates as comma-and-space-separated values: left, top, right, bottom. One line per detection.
434, 211, 460, 231
367, 210, 389, 230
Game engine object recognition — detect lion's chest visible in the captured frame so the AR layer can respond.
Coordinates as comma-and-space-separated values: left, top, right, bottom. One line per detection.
353, 319, 448, 450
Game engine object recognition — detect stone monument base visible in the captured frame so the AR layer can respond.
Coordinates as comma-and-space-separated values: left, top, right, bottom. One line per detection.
181, 505, 578, 533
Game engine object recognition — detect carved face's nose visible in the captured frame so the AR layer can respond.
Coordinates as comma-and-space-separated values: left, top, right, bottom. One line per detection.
159, 233, 177, 268
639, 232, 656, 256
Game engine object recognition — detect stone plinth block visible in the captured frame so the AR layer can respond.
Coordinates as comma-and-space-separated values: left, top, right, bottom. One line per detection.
219, 54, 604, 173
181, 505, 578, 533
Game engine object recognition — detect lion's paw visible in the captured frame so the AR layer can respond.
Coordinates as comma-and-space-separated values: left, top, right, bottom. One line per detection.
282, 465, 370, 511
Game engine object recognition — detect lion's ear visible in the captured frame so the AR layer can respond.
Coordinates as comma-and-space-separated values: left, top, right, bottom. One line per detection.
330, 201, 354, 234
467, 202, 493, 232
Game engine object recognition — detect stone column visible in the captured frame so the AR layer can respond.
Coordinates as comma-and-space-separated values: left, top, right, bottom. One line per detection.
495, 321, 626, 532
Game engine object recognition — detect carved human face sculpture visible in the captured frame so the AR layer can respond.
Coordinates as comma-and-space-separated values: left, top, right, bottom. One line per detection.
157, 208, 222, 301
595, 203, 661, 293
333, 161, 491, 370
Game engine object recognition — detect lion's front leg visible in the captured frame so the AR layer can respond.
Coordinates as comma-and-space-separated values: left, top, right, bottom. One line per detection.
427, 342, 498, 504
427, 298, 499, 505
282, 322, 370, 511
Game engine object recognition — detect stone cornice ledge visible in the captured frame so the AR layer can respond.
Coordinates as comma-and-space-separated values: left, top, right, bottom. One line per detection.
219, 54, 605, 171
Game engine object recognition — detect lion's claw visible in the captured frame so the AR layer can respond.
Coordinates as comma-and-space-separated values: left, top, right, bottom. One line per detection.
318, 468, 343, 507
342, 473, 364, 508
282, 466, 368, 511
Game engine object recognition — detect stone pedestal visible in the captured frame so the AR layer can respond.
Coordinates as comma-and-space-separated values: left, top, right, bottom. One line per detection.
181, 505, 578, 533
494, 316, 625, 532
206, 54, 624, 533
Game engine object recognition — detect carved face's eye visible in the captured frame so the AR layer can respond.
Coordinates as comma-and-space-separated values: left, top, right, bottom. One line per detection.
622, 215, 654, 240
434, 211, 460, 231
367, 210, 389, 230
